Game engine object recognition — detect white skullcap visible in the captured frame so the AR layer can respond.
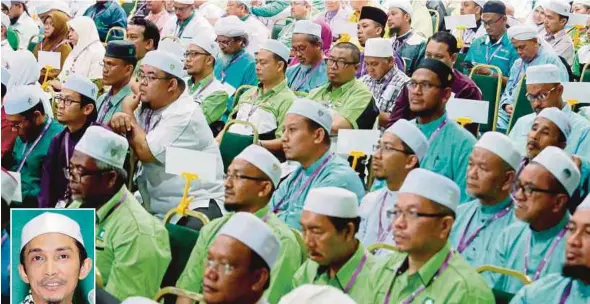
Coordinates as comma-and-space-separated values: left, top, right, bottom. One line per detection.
278, 285, 357, 304
545, 0, 570, 16
474, 132, 522, 170
186, 35, 220, 58
474, 0, 487, 7
3, 85, 43, 115
287, 99, 332, 133
1, 66, 10, 87
532, 146, 581, 197
75, 126, 129, 170
215, 16, 247, 38
36, 1, 70, 16
174, 0, 195, 4
388, 0, 413, 14
158, 39, 186, 62
218, 212, 281, 268
1, 12, 9, 28
526, 64, 562, 84
364, 38, 394, 58
63, 74, 99, 102
303, 187, 359, 218
20, 212, 85, 251
260, 39, 291, 62
1, 1, 9, 8
293, 20, 322, 38
1, 169, 18, 204
142, 50, 185, 79
399, 168, 460, 212
235, 144, 282, 187
536, 107, 571, 139
574, 0, 590, 6
384, 119, 429, 162
508, 24, 538, 41
576, 195, 590, 210
121, 297, 159, 304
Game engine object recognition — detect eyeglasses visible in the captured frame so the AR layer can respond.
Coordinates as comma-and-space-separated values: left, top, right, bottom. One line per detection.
99, 60, 123, 71
525, 86, 558, 102
184, 51, 210, 59
223, 173, 268, 182
8, 118, 28, 129
325, 58, 356, 69
482, 16, 503, 27
206, 259, 235, 276
292, 45, 308, 54
511, 180, 563, 198
373, 144, 411, 155
407, 80, 442, 91
216, 38, 238, 46
387, 209, 450, 221
54, 95, 82, 107
136, 72, 172, 84
64, 167, 110, 183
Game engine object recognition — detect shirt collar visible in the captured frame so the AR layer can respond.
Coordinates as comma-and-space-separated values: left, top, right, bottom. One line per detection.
257, 79, 288, 98
317, 242, 366, 286
189, 73, 214, 88
415, 241, 452, 286
96, 185, 128, 224
327, 78, 357, 95
375, 66, 399, 83
254, 205, 271, 218
240, 14, 251, 22
530, 212, 570, 241
416, 112, 448, 137
546, 29, 567, 40
562, 102, 573, 114
484, 33, 507, 46
479, 196, 512, 215
108, 84, 132, 106
304, 150, 332, 174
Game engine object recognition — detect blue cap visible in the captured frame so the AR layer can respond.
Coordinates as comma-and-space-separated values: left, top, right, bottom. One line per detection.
63, 74, 98, 102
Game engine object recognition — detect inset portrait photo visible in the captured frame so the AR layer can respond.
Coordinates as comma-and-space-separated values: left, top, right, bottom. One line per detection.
10, 209, 96, 304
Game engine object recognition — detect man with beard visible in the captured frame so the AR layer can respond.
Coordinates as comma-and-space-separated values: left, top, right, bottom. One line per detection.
286, 20, 328, 93
386, 0, 426, 76
176, 145, 301, 304
161, 0, 214, 40
6, 0, 38, 50
225, 0, 269, 54
510, 195, 590, 303
68, 126, 170, 299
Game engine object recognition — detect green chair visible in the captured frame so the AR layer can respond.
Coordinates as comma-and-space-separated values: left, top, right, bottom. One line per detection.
367, 243, 398, 255
469, 64, 503, 133
272, 18, 293, 40
476, 265, 532, 304
506, 76, 533, 134
582, 63, 590, 82
27, 34, 43, 52
104, 26, 126, 45
219, 120, 259, 172
6, 27, 19, 50
230, 85, 256, 113
454, 52, 468, 74
121, 0, 138, 19
428, 9, 440, 34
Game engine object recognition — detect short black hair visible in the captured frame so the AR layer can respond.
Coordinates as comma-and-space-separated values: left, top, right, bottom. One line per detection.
333, 42, 361, 64
129, 16, 160, 50
80, 95, 98, 123
304, 118, 331, 146
428, 31, 459, 55
327, 216, 361, 234
401, 141, 420, 169
20, 239, 88, 270
271, 53, 288, 73
249, 250, 271, 290
21, 102, 45, 120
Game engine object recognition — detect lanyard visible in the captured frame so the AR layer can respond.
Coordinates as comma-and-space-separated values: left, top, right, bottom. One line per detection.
97, 93, 115, 123
485, 42, 504, 64
244, 86, 282, 122
221, 52, 247, 83
272, 153, 334, 213
292, 61, 322, 91
457, 204, 512, 252
559, 280, 573, 304
17, 119, 52, 172
40, 39, 68, 52
524, 227, 567, 281
384, 250, 454, 304
377, 191, 392, 242
189, 76, 215, 98
427, 118, 448, 144
144, 109, 161, 134
342, 254, 367, 294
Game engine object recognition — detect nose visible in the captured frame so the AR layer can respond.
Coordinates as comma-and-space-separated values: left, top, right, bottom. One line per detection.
467, 165, 477, 179
566, 229, 582, 248
44, 259, 57, 277
393, 213, 406, 230
204, 265, 219, 281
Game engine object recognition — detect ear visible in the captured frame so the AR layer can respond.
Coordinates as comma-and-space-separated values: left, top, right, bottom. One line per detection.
451, 53, 458, 64
404, 155, 419, 171
500, 170, 516, 192
258, 181, 273, 198
553, 193, 569, 213
168, 78, 179, 92
313, 127, 326, 144
146, 39, 154, 51
376, 26, 384, 37
78, 258, 92, 280
440, 87, 452, 106
206, 56, 215, 67
105, 170, 118, 189
18, 264, 30, 284
344, 221, 357, 241
82, 103, 95, 117
439, 216, 454, 240
250, 268, 270, 293
556, 84, 564, 96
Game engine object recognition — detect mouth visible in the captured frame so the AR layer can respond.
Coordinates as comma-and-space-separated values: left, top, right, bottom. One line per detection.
41, 282, 65, 291
394, 233, 407, 242
515, 201, 527, 211
526, 141, 539, 150
202, 283, 217, 294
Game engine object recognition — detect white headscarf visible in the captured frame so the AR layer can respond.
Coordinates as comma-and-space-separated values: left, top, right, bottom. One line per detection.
59, 16, 105, 81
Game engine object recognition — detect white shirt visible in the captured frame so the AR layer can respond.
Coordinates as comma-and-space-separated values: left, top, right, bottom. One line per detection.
357, 187, 398, 248
135, 92, 225, 217
10, 13, 39, 50
1, 40, 14, 68
323, 7, 357, 41
161, 12, 215, 41
243, 15, 270, 55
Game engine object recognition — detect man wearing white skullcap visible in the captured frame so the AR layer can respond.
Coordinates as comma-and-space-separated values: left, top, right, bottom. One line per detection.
202, 212, 281, 304
449, 132, 520, 268
387, 0, 427, 76
6, 0, 39, 50
358, 119, 427, 248
294, 187, 393, 303
177, 144, 302, 304
277, 1, 313, 50
452, 0, 487, 49
541, 0, 575, 65
573, 0, 590, 13
285, 20, 329, 93
360, 38, 410, 131
225, 0, 270, 55
17, 212, 92, 304
487, 146, 581, 294
4, 85, 64, 207
184, 34, 231, 132
511, 194, 590, 303
68, 126, 171, 299
160, 0, 215, 41
382, 169, 494, 303
270, 99, 365, 230
110, 49, 225, 225
279, 284, 357, 304
496, 26, 569, 130
224, 39, 295, 154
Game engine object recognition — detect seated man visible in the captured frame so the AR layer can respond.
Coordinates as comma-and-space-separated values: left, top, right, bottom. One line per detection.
452, 0, 486, 50
277, 0, 313, 49
270, 99, 366, 230
510, 195, 590, 303
386, 0, 426, 76
307, 42, 378, 133
201, 212, 280, 304
161, 0, 215, 40
226, 39, 296, 154
381, 169, 494, 303
176, 145, 302, 304
83, 0, 127, 42
450, 132, 519, 267
286, 20, 329, 93
541, 0, 574, 65
488, 147, 581, 294
69, 126, 171, 299
225, 0, 269, 54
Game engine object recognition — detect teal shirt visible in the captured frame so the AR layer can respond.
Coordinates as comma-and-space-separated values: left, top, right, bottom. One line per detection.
450, 197, 516, 268
286, 61, 329, 93
465, 33, 519, 77
250, 0, 290, 17
414, 113, 477, 203
270, 151, 366, 230
83, 2, 128, 42
510, 274, 590, 304
213, 49, 258, 116
95, 84, 132, 125
486, 213, 570, 294
11, 118, 63, 204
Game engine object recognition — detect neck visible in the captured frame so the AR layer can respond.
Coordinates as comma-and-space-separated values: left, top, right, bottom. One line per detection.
331, 78, 353, 90
110, 78, 130, 96
262, 75, 284, 93
299, 145, 329, 169
26, 118, 47, 142
151, 6, 163, 14
86, 186, 121, 211
32, 294, 71, 304
398, 25, 410, 37
328, 241, 358, 278
530, 212, 565, 231
408, 243, 445, 275
66, 118, 88, 133
239, 201, 268, 214
479, 191, 510, 206
152, 91, 182, 111
490, 31, 505, 42
386, 174, 405, 192
191, 68, 213, 84
416, 109, 445, 124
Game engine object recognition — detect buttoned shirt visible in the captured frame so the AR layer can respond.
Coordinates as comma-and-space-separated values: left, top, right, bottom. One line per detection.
95, 84, 132, 125
466, 33, 520, 77
510, 274, 590, 304
360, 67, 410, 131
286, 60, 329, 93
358, 188, 398, 247
186, 74, 230, 124
543, 29, 575, 65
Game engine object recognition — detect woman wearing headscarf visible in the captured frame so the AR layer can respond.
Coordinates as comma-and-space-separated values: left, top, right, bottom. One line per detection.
33, 11, 71, 84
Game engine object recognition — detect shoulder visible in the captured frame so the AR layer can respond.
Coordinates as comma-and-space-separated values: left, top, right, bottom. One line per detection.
407, 32, 426, 45
359, 189, 384, 216
308, 84, 328, 98
456, 200, 478, 216
49, 120, 65, 134
445, 120, 477, 145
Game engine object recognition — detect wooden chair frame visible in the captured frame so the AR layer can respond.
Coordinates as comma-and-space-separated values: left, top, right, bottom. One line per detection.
154, 286, 205, 303
476, 265, 532, 285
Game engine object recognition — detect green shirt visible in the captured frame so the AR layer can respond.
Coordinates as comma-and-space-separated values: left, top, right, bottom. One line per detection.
11, 118, 63, 204
94, 185, 171, 300
176, 206, 302, 304
307, 78, 375, 129
187, 74, 228, 124
292, 243, 391, 304
380, 242, 494, 304
95, 84, 132, 124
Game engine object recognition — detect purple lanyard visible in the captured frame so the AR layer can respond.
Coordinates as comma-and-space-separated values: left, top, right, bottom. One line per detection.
1, 233, 7, 244
17, 118, 52, 172
272, 154, 334, 213
377, 191, 392, 241
457, 204, 512, 253
342, 254, 367, 294
559, 280, 573, 304
144, 110, 161, 134
293, 61, 322, 91
221, 52, 247, 83
428, 118, 448, 144
384, 250, 455, 304
97, 94, 115, 123
65, 132, 71, 168
524, 227, 567, 281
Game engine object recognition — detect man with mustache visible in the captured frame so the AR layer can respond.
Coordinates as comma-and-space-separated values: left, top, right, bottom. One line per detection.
510, 195, 590, 303
450, 132, 520, 268
161, 0, 214, 41
358, 119, 428, 247
386, 0, 426, 76
17, 212, 92, 304
487, 147, 581, 294
176, 145, 302, 304
541, 0, 574, 65
286, 20, 328, 93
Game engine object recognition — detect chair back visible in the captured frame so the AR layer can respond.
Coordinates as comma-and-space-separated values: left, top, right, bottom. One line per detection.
507, 76, 533, 134
470, 64, 503, 132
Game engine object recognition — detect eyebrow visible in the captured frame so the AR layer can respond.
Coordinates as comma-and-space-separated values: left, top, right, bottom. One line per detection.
27, 246, 73, 254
